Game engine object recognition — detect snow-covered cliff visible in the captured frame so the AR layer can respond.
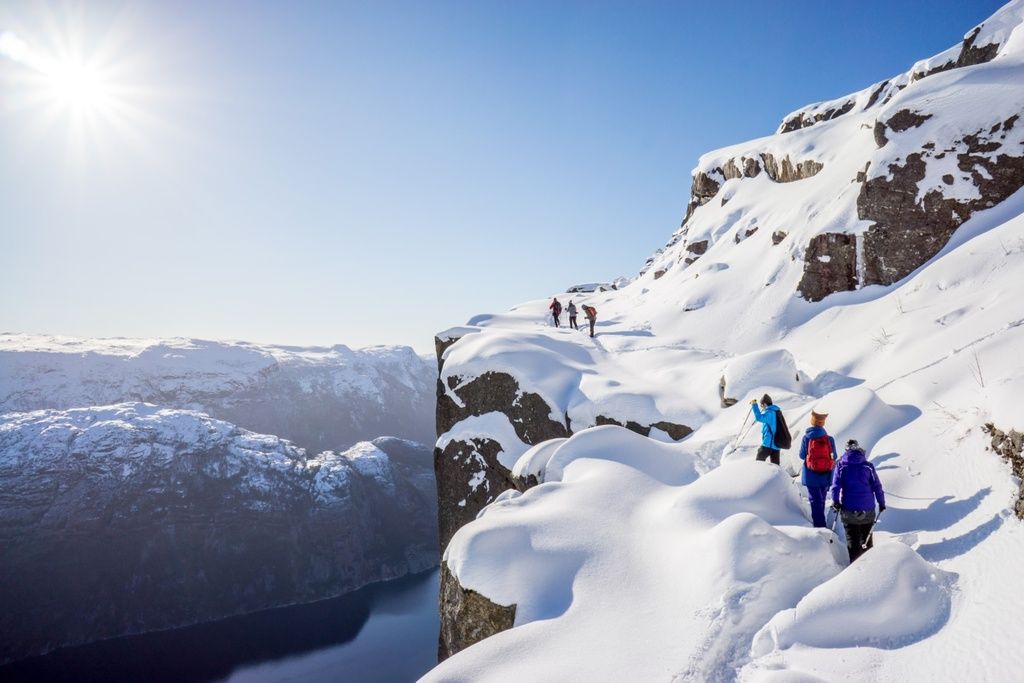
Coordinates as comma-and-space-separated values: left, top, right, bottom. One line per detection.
428, 2, 1024, 680
0, 334, 435, 452
0, 403, 436, 664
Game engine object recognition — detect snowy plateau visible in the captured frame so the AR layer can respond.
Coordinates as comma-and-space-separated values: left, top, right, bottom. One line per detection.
0, 336, 438, 663
427, 3, 1024, 682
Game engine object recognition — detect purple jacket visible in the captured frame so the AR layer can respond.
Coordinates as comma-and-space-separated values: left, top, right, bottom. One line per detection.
829, 447, 885, 511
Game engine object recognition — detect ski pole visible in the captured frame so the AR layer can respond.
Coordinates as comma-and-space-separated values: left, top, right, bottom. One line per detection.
861, 509, 883, 550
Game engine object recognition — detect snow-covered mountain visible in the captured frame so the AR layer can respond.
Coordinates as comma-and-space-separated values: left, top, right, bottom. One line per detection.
0, 403, 436, 664
426, 3, 1024, 681
0, 333, 435, 452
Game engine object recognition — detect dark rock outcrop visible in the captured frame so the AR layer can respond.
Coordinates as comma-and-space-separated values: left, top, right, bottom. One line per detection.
434, 436, 519, 552
760, 153, 824, 183
982, 423, 1024, 518
594, 415, 693, 441
434, 340, 571, 551
799, 123, 1024, 301
437, 562, 515, 661
859, 136, 1024, 288
796, 233, 859, 302
780, 98, 856, 133
771, 230, 788, 245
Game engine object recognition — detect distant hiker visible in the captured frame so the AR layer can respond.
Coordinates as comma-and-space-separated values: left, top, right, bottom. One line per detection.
549, 297, 562, 327
567, 300, 579, 330
749, 394, 783, 465
830, 439, 886, 563
799, 410, 837, 528
582, 304, 597, 338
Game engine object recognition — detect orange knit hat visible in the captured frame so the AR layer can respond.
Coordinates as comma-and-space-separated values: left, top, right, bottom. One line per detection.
810, 411, 828, 426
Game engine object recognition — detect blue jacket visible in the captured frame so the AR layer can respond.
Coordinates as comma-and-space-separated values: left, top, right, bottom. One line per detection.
751, 404, 780, 449
798, 427, 836, 487
829, 447, 885, 511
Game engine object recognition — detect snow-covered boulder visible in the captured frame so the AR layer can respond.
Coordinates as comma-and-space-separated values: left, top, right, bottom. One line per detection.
749, 543, 954, 658
0, 404, 436, 664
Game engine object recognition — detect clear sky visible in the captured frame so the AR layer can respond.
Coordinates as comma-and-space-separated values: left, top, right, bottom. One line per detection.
0, 0, 1007, 353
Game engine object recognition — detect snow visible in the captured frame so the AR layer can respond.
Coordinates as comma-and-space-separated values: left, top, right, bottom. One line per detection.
425, 3, 1024, 680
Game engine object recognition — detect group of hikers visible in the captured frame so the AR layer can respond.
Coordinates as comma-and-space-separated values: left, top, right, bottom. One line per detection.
750, 394, 886, 564
548, 297, 597, 338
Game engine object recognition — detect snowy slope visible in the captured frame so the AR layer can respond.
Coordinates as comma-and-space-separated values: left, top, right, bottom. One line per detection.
0, 333, 435, 451
0, 403, 437, 663
427, 3, 1024, 681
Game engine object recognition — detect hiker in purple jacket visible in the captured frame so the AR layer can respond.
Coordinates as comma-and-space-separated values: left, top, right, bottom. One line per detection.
830, 439, 886, 563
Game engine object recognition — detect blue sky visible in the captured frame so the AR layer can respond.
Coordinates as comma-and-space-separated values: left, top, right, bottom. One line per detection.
0, 0, 1007, 352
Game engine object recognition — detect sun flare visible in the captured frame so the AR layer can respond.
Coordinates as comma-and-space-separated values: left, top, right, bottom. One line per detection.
41, 59, 113, 112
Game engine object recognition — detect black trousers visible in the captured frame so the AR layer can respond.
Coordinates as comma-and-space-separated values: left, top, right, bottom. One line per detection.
587, 318, 596, 337
569, 315, 578, 330
756, 446, 780, 465
841, 510, 876, 563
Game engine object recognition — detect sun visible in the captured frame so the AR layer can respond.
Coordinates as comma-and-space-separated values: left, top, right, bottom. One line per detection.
37, 58, 113, 112
0, 16, 158, 154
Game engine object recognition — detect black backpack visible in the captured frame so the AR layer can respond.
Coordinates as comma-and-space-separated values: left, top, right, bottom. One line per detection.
772, 409, 792, 450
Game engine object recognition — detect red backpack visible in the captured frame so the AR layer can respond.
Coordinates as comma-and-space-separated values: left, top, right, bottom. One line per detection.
806, 435, 834, 472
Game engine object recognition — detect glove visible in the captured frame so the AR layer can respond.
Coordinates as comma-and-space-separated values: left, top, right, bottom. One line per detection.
831, 502, 842, 511
878, 505, 886, 512
750, 399, 758, 405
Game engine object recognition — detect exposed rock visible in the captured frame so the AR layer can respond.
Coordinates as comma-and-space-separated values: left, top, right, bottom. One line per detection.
887, 109, 933, 133
436, 371, 569, 446
594, 415, 692, 441
434, 348, 571, 551
760, 153, 824, 183
437, 561, 516, 661
865, 80, 890, 109
0, 405, 438, 664
981, 423, 1024, 518
771, 230, 788, 245
874, 121, 889, 148
735, 226, 759, 244
780, 99, 856, 133
719, 376, 738, 408
434, 437, 518, 552
686, 240, 709, 256
859, 138, 1024, 287
799, 124, 1024, 301
957, 26, 1001, 68
796, 233, 859, 302
653, 269, 666, 280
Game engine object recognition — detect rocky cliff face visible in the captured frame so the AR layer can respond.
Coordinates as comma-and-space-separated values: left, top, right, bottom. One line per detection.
437, 562, 515, 661
0, 404, 437, 664
0, 334, 436, 453
647, 3, 1024, 299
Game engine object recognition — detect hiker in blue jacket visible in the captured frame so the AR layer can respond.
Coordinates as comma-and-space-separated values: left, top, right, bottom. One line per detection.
749, 394, 781, 465
799, 410, 837, 528
830, 439, 886, 563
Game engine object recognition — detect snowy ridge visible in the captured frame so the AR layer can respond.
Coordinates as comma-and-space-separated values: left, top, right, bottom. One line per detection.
0, 333, 436, 451
428, 3, 1024, 680
0, 403, 437, 662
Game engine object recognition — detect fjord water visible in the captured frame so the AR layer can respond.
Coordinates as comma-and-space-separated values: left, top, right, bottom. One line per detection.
0, 570, 439, 683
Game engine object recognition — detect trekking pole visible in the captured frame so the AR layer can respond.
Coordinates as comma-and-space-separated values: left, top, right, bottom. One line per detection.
732, 410, 755, 449
828, 507, 840, 543
861, 509, 883, 550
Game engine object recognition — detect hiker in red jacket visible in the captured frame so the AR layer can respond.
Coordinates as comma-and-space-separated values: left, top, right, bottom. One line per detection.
799, 410, 837, 528
549, 298, 562, 327
582, 304, 597, 337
